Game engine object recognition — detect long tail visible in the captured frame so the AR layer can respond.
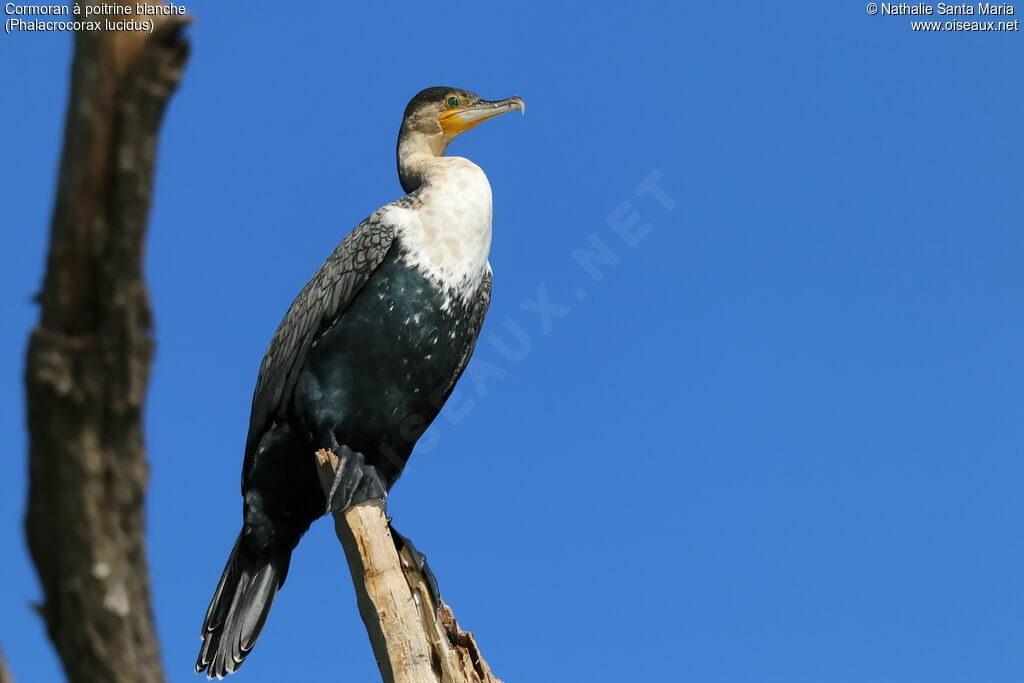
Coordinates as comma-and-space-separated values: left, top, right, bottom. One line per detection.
196, 535, 291, 678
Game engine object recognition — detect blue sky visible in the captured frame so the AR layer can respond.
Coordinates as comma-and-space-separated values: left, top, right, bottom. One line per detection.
2, 2, 1023, 681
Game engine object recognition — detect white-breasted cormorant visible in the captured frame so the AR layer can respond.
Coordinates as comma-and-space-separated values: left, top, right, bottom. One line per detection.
196, 87, 524, 678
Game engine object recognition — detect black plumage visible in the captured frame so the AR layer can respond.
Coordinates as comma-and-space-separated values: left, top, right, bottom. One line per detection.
196, 86, 521, 678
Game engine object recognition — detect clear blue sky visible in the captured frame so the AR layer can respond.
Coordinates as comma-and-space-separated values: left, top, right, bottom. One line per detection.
2, 2, 1022, 681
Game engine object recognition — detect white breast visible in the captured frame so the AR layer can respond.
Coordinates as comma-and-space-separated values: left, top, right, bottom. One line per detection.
385, 157, 493, 306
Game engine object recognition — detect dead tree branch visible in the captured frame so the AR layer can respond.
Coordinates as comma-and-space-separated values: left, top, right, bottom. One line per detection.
0, 646, 13, 683
314, 449, 502, 683
23, 7, 189, 683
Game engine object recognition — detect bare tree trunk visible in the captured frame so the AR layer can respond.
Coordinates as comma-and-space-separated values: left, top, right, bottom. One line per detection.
0, 646, 13, 683
314, 450, 502, 683
23, 7, 188, 683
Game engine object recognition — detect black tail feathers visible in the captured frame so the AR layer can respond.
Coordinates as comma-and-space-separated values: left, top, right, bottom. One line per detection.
196, 535, 290, 679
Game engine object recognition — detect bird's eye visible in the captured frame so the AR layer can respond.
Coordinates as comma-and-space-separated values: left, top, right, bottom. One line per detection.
446, 96, 460, 109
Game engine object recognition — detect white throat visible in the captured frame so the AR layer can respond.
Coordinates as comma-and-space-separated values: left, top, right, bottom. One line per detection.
385, 155, 493, 305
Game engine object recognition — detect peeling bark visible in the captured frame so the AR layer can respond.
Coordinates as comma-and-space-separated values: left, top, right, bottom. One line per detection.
23, 7, 189, 683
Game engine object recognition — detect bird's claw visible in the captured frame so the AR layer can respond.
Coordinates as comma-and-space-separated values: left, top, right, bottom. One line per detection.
390, 525, 443, 614
323, 445, 387, 515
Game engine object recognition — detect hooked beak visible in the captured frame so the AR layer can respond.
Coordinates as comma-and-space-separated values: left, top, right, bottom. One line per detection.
439, 96, 525, 135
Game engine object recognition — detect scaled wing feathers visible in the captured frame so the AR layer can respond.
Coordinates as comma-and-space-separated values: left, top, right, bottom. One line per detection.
244, 215, 397, 463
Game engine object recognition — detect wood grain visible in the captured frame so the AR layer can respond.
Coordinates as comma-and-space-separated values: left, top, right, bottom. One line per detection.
315, 449, 502, 683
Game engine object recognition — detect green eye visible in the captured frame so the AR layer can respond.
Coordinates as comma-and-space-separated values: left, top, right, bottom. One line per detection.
446, 96, 460, 108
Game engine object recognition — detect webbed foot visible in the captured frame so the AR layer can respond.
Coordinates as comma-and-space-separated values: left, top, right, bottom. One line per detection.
389, 525, 442, 613
323, 444, 388, 515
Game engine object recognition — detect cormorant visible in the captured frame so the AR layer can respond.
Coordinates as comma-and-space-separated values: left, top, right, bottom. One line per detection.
195, 87, 524, 678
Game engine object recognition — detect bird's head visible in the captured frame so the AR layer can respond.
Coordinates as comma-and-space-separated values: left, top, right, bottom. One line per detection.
402, 87, 525, 140
397, 87, 524, 192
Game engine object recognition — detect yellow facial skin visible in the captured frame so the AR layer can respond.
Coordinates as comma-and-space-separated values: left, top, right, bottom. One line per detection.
438, 95, 526, 135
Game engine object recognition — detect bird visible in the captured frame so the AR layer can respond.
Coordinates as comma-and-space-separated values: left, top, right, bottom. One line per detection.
195, 87, 524, 678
